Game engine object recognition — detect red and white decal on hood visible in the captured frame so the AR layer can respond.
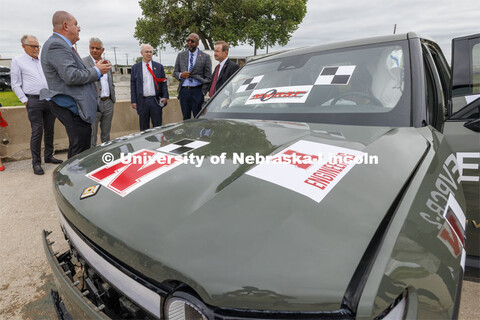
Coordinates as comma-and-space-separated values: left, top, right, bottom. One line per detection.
86, 149, 182, 197
246, 140, 364, 203
437, 193, 467, 268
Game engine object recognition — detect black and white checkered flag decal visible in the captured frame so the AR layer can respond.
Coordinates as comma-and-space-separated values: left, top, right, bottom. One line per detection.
157, 139, 209, 155
237, 75, 264, 92
315, 66, 356, 85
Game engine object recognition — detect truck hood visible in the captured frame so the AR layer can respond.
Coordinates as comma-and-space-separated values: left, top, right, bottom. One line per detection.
54, 119, 428, 311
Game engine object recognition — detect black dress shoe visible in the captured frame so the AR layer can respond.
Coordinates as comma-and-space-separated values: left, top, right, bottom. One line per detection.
33, 164, 44, 175
45, 156, 63, 164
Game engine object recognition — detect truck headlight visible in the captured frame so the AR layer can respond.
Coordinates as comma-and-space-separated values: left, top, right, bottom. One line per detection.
165, 291, 212, 320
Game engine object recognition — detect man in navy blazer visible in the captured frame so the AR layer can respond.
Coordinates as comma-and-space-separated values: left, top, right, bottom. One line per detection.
173, 33, 211, 120
130, 44, 169, 131
40, 11, 111, 158
209, 41, 240, 97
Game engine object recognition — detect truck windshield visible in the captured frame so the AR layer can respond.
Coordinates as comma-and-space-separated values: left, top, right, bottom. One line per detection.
202, 40, 411, 127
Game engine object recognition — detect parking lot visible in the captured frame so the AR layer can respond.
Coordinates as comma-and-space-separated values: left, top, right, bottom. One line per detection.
0, 153, 478, 319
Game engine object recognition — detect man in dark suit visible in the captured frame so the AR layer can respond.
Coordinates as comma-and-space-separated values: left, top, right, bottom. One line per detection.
209, 41, 240, 97
40, 11, 111, 158
130, 44, 169, 131
174, 33, 211, 120
82, 37, 116, 146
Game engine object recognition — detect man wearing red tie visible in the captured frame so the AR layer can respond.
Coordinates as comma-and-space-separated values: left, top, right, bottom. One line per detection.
130, 44, 169, 130
209, 41, 240, 97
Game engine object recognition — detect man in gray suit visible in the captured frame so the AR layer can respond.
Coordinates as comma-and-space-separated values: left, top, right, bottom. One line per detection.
40, 11, 111, 158
174, 33, 211, 120
82, 37, 116, 147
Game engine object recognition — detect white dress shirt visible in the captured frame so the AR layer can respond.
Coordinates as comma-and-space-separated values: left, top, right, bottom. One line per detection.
10, 53, 48, 103
216, 58, 228, 76
142, 60, 156, 97
90, 56, 110, 98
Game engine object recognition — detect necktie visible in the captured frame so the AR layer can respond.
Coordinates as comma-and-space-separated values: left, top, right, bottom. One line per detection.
209, 65, 220, 97
72, 46, 79, 56
189, 53, 194, 72
146, 62, 166, 90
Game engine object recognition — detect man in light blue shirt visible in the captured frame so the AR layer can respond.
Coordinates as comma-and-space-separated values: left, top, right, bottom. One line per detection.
174, 33, 211, 120
40, 11, 111, 158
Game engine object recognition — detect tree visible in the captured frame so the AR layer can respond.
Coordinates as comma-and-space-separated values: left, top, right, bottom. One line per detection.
134, 0, 307, 54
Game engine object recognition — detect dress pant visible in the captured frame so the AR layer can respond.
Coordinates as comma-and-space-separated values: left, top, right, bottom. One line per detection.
179, 86, 204, 120
91, 98, 114, 146
25, 95, 55, 166
49, 101, 91, 159
137, 96, 162, 131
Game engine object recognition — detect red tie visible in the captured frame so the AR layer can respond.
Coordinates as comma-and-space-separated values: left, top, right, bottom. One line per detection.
209, 65, 220, 97
146, 63, 166, 90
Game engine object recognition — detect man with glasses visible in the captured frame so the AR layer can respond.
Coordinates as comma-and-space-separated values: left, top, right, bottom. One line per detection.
130, 44, 169, 130
174, 33, 212, 120
11, 35, 62, 175
40, 11, 111, 158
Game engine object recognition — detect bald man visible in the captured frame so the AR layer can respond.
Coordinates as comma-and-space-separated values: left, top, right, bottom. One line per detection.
173, 33, 211, 120
40, 11, 111, 158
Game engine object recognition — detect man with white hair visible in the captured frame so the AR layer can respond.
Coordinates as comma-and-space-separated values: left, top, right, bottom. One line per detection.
11, 34, 62, 175
82, 37, 116, 146
130, 44, 169, 130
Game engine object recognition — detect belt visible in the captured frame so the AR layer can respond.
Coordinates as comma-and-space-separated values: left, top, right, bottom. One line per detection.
182, 85, 201, 89
143, 96, 156, 98
26, 94, 40, 98
100, 96, 110, 101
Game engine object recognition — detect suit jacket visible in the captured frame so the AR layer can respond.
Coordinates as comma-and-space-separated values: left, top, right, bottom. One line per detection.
173, 49, 212, 94
130, 60, 169, 110
209, 58, 240, 94
82, 56, 116, 103
40, 33, 98, 124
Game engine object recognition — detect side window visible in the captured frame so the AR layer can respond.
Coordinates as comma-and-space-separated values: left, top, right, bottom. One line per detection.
473, 43, 480, 94
422, 45, 444, 130
423, 41, 451, 117
451, 34, 480, 113
423, 57, 437, 127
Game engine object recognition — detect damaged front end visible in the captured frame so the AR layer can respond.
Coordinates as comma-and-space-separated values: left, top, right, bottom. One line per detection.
43, 215, 164, 320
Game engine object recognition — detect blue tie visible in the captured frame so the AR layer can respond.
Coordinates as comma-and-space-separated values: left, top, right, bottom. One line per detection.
189, 53, 194, 72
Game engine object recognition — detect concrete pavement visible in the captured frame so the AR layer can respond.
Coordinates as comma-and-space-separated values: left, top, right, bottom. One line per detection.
0, 153, 478, 319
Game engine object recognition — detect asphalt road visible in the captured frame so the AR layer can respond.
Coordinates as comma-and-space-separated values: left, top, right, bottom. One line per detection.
0, 153, 478, 319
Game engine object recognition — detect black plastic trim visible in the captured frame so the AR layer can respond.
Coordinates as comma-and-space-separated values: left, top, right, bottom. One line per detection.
51, 290, 74, 320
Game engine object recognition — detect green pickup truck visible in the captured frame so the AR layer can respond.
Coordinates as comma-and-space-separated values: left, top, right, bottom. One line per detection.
44, 32, 479, 320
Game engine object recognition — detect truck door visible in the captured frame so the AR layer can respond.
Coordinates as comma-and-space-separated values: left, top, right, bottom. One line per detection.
444, 34, 480, 259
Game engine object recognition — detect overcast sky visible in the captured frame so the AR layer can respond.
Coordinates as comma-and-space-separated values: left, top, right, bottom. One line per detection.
0, 0, 478, 66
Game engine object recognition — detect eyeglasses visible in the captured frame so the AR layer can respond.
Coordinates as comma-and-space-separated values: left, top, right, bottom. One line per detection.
186, 39, 196, 43
25, 44, 41, 49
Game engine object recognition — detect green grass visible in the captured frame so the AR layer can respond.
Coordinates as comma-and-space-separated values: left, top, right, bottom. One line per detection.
0, 90, 23, 107
474, 73, 480, 94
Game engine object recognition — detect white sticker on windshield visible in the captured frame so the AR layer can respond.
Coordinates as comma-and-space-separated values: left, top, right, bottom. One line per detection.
245, 86, 313, 104
237, 75, 264, 93
315, 66, 356, 85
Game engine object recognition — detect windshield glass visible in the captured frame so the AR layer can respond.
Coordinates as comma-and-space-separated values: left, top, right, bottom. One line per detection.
202, 40, 411, 126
